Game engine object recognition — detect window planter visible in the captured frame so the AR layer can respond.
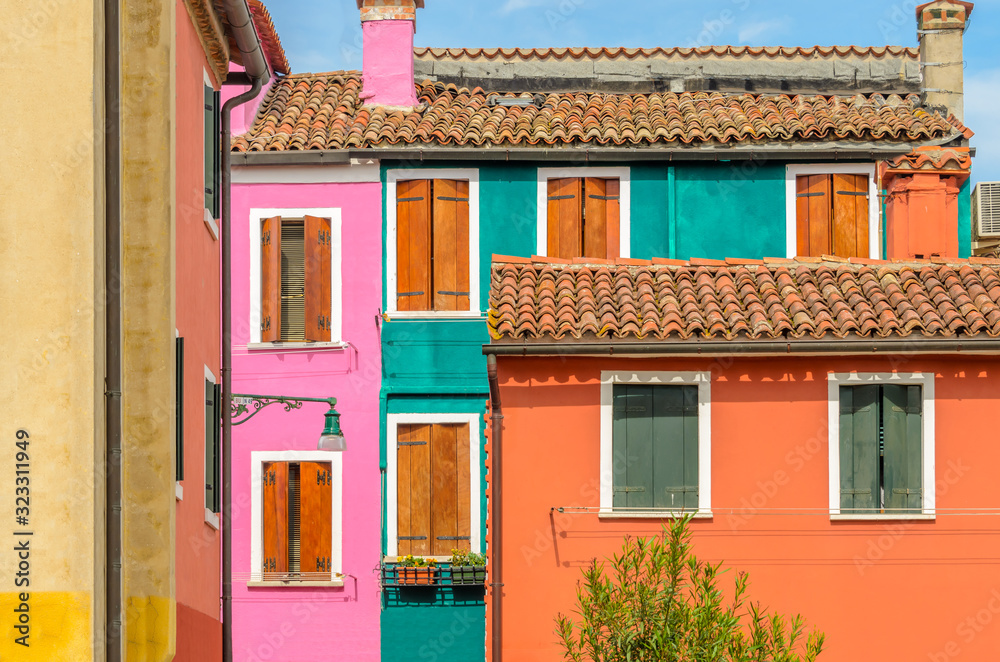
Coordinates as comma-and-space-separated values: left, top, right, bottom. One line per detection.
397, 566, 438, 585
451, 566, 487, 585
381, 564, 486, 589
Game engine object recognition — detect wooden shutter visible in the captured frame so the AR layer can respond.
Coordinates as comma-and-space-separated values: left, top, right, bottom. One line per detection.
432, 180, 471, 312
397, 424, 431, 556
204, 85, 218, 218
299, 462, 333, 579
547, 178, 582, 259
175, 337, 184, 482
796, 175, 832, 257
615, 385, 654, 510
204, 383, 221, 512
396, 180, 432, 311
262, 461, 289, 579
304, 215, 332, 342
429, 423, 472, 556
839, 385, 879, 513
261, 215, 282, 342
832, 174, 869, 259
882, 385, 922, 511
583, 178, 621, 259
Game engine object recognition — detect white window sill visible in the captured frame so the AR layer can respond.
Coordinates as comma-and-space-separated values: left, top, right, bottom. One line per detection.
204, 509, 220, 530
247, 578, 344, 588
382, 556, 453, 564
598, 509, 713, 520
175, 482, 183, 501
246, 341, 347, 352
384, 311, 484, 320
830, 513, 935, 521
204, 208, 219, 240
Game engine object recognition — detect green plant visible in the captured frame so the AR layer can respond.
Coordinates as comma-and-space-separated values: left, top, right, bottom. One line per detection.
449, 548, 487, 567
398, 554, 437, 568
555, 515, 825, 662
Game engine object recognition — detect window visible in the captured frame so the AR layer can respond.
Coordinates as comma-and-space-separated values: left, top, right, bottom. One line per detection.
250, 451, 343, 585
785, 164, 877, 259
600, 372, 711, 517
537, 167, 631, 259
204, 374, 220, 514
386, 414, 481, 557
204, 83, 220, 219
828, 373, 935, 519
546, 177, 620, 259
386, 169, 480, 316
176, 337, 184, 483
260, 215, 332, 343
395, 179, 470, 312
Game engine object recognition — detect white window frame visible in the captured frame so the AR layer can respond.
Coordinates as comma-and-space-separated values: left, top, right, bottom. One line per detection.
827, 372, 936, 520
204, 366, 219, 529
385, 413, 482, 558
785, 163, 880, 259
599, 371, 711, 518
537, 167, 632, 258
385, 168, 481, 318
248, 450, 345, 587
247, 207, 343, 347
203, 69, 219, 239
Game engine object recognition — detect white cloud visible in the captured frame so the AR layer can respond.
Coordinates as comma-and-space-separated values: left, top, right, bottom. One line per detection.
737, 18, 792, 44
966, 69, 1000, 185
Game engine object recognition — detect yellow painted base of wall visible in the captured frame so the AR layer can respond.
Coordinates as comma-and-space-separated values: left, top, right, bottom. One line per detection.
0, 591, 90, 660
126, 595, 175, 662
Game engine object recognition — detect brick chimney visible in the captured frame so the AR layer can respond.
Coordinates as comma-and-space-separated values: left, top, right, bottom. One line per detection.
917, 0, 973, 121
357, 0, 423, 109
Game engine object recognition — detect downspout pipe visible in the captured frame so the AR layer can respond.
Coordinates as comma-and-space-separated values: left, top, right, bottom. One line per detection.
487, 354, 503, 662
220, 3, 269, 661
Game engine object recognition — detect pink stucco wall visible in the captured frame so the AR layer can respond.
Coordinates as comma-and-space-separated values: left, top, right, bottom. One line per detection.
222, 63, 274, 135
360, 20, 418, 107
230, 178, 383, 662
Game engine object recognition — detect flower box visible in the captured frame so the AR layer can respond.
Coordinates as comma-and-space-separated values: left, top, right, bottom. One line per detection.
451, 566, 487, 585
397, 566, 437, 585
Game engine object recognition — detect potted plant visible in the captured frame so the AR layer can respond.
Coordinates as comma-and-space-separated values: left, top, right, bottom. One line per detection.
397, 555, 438, 585
449, 549, 487, 585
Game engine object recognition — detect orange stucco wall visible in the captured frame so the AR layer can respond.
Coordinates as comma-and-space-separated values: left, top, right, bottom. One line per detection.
493, 355, 1000, 662
174, 0, 222, 656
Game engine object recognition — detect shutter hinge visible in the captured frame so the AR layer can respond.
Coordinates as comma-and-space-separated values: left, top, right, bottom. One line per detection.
398, 196, 425, 202
548, 195, 576, 201
588, 195, 620, 201
837, 191, 868, 197
317, 316, 331, 332
613, 486, 646, 493
436, 196, 469, 202
437, 291, 470, 296
436, 536, 472, 541
317, 470, 332, 486
262, 230, 270, 245
398, 536, 428, 540
397, 291, 425, 297
398, 441, 428, 446
891, 488, 922, 495
796, 192, 825, 198
840, 489, 872, 495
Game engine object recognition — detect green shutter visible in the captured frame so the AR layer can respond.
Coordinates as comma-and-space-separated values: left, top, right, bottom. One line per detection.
175, 337, 184, 482
840, 385, 879, 513
204, 86, 219, 219
883, 385, 922, 512
205, 380, 221, 512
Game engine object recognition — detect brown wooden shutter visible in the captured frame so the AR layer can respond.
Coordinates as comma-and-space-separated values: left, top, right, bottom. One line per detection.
432, 179, 471, 312
299, 461, 333, 579
428, 423, 472, 556
796, 175, 832, 257
832, 174, 869, 259
304, 215, 332, 342
455, 424, 472, 552
396, 180, 432, 311
397, 424, 431, 556
547, 178, 582, 259
583, 178, 621, 259
261, 461, 289, 578
261, 216, 282, 342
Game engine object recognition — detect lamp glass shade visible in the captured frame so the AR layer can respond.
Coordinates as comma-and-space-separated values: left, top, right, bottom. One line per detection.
318, 406, 346, 451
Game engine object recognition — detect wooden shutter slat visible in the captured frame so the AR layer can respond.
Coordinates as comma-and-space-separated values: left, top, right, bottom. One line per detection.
547, 178, 582, 259
261, 216, 282, 342
304, 215, 332, 342
432, 180, 470, 312
832, 174, 869, 259
397, 180, 432, 311
455, 423, 471, 552
262, 462, 289, 579
796, 175, 832, 257
430, 424, 459, 556
299, 462, 333, 579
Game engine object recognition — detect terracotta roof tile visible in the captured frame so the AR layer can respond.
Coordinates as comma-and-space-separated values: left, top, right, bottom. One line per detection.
233, 73, 965, 152
249, 0, 291, 75
489, 259, 1000, 342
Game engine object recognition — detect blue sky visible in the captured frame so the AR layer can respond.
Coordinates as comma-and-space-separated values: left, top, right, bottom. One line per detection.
262, 0, 998, 184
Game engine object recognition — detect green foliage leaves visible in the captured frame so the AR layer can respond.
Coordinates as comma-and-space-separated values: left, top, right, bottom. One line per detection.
555, 516, 825, 662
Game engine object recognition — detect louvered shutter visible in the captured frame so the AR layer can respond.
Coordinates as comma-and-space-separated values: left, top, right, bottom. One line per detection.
882, 385, 922, 511
204, 381, 221, 512
304, 215, 332, 341
175, 337, 184, 482
396, 180, 432, 311
652, 386, 699, 510
547, 178, 582, 259
299, 462, 333, 579
432, 180, 471, 312
832, 174, 869, 259
261, 216, 282, 342
204, 85, 219, 218
796, 175, 832, 257
397, 424, 431, 556
839, 385, 879, 513
583, 178, 621, 259
262, 462, 289, 578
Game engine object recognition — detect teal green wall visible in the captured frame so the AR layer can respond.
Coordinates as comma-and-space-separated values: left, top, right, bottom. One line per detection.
960, 177, 972, 258
381, 603, 486, 662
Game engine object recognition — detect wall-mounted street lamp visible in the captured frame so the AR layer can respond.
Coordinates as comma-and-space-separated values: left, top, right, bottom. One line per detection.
231, 394, 345, 451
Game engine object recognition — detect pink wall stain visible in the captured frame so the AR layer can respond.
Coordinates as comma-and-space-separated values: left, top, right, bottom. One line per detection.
360, 20, 418, 108
230, 180, 383, 661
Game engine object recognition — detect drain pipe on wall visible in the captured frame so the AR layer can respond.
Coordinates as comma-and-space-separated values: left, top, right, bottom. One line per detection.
219, 2, 269, 661
487, 354, 504, 662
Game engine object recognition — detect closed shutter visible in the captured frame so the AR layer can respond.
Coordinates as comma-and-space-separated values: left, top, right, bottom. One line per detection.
882, 385, 922, 511
396, 180, 432, 311
175, 337, 184, 482
304, 215, 332, 342
583, 178, 621, 260
432, 180, 471, 312
832, 174, 869, 259
796, 175, 832, 257
204, 86, 219, 218
547, 178, 582, 259
839, 385, 879, 513
262, 461, 289, 578
397, 424, 431, 556
280, 221, 305, 342
260, 215, 282, 342
299, 462, 333, 579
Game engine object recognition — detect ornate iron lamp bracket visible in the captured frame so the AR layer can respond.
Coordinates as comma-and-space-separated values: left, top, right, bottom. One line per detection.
231, 394, 336, 426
